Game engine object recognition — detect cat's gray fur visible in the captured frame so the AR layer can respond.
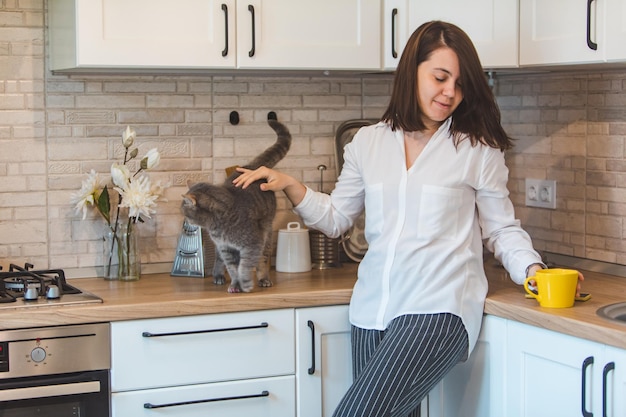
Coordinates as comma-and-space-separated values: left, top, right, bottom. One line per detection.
181, 119, 291, 293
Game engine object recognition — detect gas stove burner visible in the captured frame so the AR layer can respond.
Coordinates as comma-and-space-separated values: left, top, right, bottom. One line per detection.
0, 262, 103, 309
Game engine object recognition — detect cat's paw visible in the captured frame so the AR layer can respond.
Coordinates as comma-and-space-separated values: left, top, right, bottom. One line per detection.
258, 278, 273, 288
213, 275, 226, 285
227, 284, 242, 293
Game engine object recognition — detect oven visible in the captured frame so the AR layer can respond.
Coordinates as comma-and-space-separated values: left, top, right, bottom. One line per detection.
0, 263, 110, 416
0, 323, 111, 417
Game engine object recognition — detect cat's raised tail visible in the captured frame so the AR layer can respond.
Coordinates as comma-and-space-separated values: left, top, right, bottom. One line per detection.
244, 119, 292, 170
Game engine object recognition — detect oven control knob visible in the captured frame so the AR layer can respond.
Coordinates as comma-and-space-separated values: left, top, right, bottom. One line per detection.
31, 347, 46, 363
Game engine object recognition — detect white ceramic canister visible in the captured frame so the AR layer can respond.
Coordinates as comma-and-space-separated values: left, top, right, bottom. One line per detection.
276, 222, 311, 273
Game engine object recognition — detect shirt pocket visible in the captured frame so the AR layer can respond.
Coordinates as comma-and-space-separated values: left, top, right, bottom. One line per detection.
417, 185, 462, 241
364, 183, 384, 237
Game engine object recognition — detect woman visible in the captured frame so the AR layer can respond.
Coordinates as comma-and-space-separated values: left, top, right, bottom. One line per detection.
235, 21, 580, 417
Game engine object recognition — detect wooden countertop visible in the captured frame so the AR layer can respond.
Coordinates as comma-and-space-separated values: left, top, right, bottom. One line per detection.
2, 260, 626, 350
484, 260, 626, 350
0, 266, 358, 330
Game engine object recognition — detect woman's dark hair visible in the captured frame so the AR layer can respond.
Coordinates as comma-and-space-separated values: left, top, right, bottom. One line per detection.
381, 20, 513, 151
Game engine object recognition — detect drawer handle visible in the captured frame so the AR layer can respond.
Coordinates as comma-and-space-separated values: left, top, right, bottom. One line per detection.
144, 390, 269, 409
307, 320, 316, 375
581, 356, 594, 417
603, 362, 615, 417
142, 322, 269, 338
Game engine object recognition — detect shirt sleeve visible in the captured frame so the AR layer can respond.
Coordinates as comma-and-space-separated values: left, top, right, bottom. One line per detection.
477, 148, 543, 284
293, 131, 367, 238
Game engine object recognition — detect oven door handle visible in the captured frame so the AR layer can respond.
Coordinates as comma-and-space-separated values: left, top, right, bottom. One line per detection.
0, 380, 101, 401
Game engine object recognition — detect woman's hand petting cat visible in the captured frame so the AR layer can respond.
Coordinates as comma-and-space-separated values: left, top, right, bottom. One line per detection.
234, 166, 307, 206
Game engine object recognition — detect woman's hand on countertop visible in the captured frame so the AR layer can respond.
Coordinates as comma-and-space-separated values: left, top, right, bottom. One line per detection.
526, 265, 585, 297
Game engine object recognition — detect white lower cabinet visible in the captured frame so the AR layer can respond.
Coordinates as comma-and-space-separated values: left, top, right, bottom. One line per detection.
296, 305, 353, 417
110, 309, 295, 416
109, 307, 626, 417
427, 315, 507, 417
109, 306, 355, 417
507, 320, 626, 417
111, 376, 295, 417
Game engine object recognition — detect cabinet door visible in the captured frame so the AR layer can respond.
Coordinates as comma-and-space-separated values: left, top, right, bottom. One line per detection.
110, 309, 294, 391
386, 0, 518, 69
605, 0, 626, 62
519, 0, 605, 66
112, 375, 295, 417
506, 320, 605, 417
427, 315, 507, 417
382, 0, 409, 70
296, 305, 352, 417
236, 0, 381, 70
49, 0, 236, 70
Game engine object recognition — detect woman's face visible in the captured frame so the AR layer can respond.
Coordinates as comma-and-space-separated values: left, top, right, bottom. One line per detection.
416, 46, 464, 130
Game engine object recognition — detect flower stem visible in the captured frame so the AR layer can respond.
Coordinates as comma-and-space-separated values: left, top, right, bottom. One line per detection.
106, 194, 123, 275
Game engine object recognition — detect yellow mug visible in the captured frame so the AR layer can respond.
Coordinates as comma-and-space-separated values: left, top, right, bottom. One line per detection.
523, 268, 578, 308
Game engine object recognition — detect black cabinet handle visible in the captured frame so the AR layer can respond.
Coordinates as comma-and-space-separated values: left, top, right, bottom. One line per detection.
221, 4, 229, 57
307, 320, 316, 375
586, 0, 598, 50
602, 362, 615, 417
144, 390, 269, 409
248, 4, 256, 57
142, 322, 268, 338
582, 356, 594, 417
391, 8, 398, 59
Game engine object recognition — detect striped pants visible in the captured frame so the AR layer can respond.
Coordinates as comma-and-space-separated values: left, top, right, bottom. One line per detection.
332, 313, 468, 417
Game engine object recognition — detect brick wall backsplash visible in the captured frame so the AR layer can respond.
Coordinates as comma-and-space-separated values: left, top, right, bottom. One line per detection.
40, 72, 394, 274
3, 2, 626, 275
499, 70, 626, 264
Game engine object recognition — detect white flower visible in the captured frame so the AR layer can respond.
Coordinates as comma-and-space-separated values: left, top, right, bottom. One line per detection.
70, 126, 168, 234
122, 126, 136, 148
141, 148, 160, 170
150, 180, 168, 201
111, 163, 130, 190
116, 175, 159, 220
70, 169, 100, 219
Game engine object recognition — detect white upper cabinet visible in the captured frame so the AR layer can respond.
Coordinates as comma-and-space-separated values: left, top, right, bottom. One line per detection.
519, 0, 605, 65
236, 0, 381, 70
48, 0, 381, 72
49, 0, 237, 71
383, 0, 519, 70
605, 0, 626, 62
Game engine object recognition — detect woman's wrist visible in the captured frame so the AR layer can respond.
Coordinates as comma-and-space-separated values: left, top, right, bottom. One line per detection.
525, 262, 547, 278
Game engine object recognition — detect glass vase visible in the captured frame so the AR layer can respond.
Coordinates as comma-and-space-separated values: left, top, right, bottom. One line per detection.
103, 221, 141, 281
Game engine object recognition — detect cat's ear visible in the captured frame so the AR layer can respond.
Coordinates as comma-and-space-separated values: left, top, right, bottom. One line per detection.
182, 193, 197, 208
186, 179, 195, 188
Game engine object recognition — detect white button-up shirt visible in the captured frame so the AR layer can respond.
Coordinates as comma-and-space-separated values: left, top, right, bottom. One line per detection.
294, 119, 542, 353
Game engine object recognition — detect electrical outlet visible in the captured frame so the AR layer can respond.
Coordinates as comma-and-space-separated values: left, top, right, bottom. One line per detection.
525, 179, 556, 209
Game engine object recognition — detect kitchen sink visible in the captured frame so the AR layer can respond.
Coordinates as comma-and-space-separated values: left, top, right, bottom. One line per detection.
597, 302, 626, 324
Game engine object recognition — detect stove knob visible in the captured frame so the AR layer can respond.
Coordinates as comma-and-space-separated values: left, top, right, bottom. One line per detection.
24, 287, 39, 301
46, 285, 60, 299
31, 347, 46, 363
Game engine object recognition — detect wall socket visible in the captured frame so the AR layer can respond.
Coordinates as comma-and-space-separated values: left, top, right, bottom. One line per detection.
525, 178, 557, 209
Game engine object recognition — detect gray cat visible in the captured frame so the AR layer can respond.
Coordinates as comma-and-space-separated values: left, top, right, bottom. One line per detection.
181, 119, 291, 293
